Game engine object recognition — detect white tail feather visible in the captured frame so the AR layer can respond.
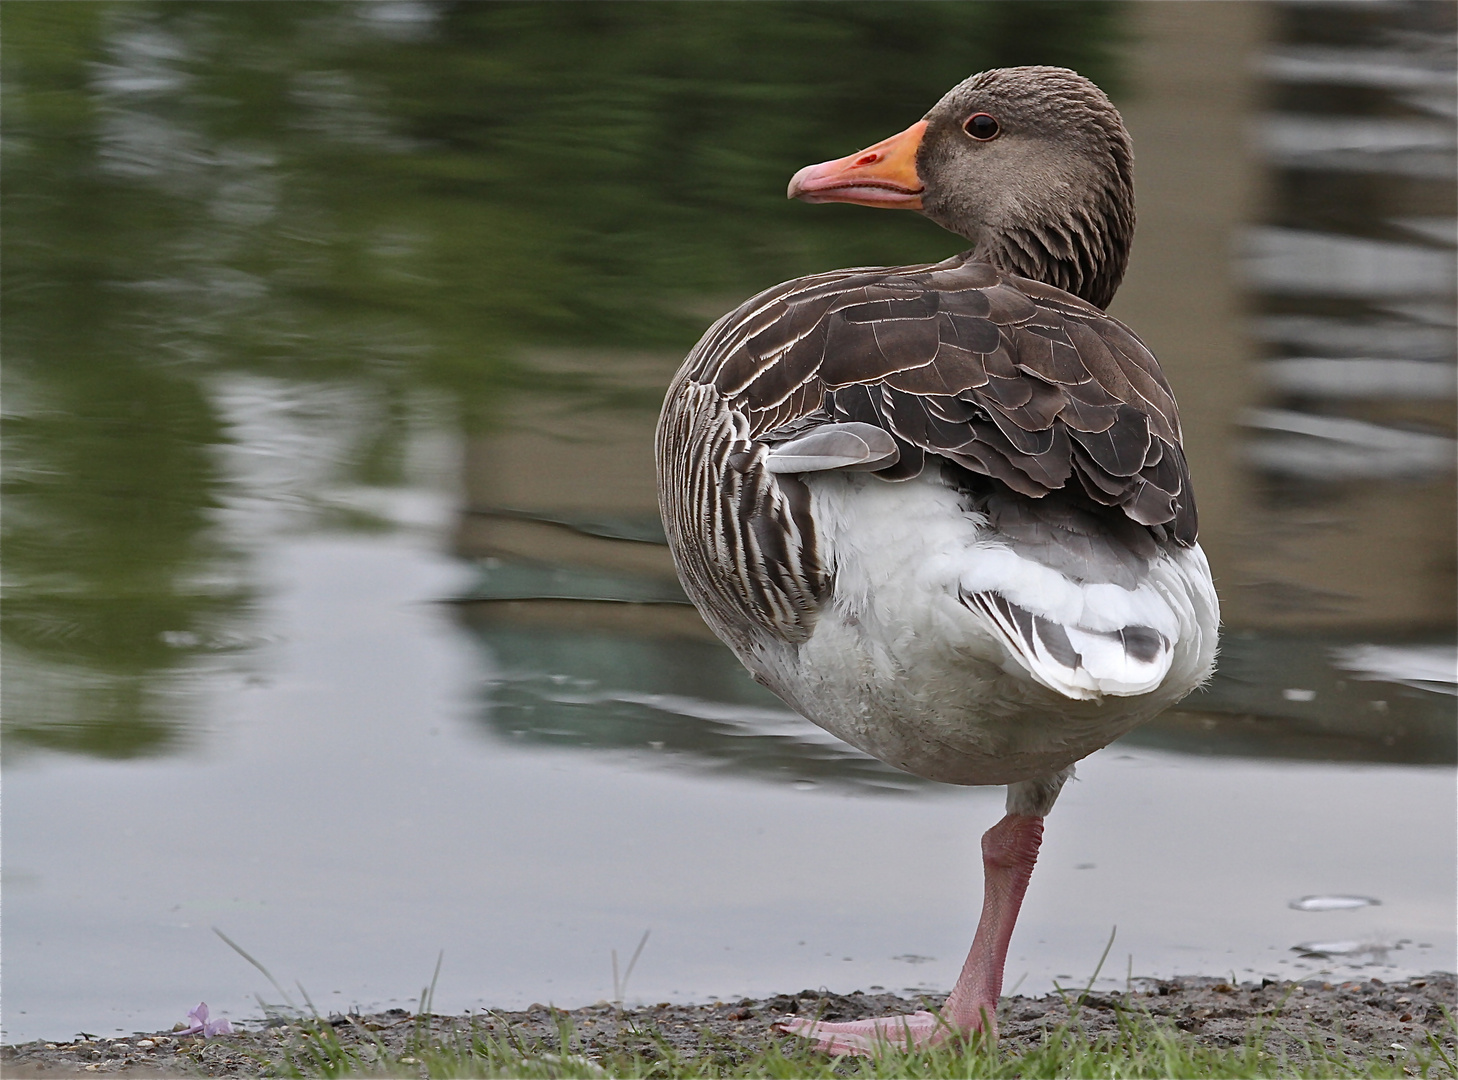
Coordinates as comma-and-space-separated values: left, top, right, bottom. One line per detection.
964, 590, 1174, 700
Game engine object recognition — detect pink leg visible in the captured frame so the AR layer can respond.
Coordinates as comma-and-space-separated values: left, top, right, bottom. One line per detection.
777, 813, 1044, 1056
939, 813, 1043, 1040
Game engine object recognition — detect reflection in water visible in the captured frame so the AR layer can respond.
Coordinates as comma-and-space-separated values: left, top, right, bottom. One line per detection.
1231, 0, 1456, 633
460, 608, 932, 795
1293, 939, 1400, 962
1290, 896, 1380, 912
1164, 632, 1455, 763
1333, 643, 1458, 694
456, 570, 1456, 784
3, 1, 1125, 757
2, 256, 252, 758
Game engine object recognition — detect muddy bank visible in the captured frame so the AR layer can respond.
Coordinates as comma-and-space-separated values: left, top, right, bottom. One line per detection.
4, 972, 1453, 1076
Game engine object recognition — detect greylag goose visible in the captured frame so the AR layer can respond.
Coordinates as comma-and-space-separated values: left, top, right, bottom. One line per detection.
655, 66, 1219, 1054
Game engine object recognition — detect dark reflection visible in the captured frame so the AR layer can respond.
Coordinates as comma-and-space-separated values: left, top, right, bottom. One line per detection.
3, 10, 252, 754
1235, 0, 1456, 632
460, 604, 934, 795
456, 556, 1456, 788
3, 352, 242, 757
1133, 634, 1456, 765
1, 1, 1124, 758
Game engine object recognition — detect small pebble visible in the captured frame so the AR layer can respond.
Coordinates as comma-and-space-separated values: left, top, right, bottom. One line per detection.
136, 1040, 155, 1048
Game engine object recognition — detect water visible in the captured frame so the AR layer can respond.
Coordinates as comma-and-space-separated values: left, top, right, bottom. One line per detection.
3, 0, 1454, 1045
1290, 896, 1382, 913
5, 523, 1453, 1042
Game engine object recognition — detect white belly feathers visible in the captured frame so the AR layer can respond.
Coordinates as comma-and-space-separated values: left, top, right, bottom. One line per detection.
753, 470, 1219, 786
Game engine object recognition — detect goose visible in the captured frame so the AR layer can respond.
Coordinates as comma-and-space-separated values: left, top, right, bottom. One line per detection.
655, 66, 1219, 1054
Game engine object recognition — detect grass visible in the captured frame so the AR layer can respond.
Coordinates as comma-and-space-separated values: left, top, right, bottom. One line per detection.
211, 931, 1454, 1078
245, 1001, 1456, 1080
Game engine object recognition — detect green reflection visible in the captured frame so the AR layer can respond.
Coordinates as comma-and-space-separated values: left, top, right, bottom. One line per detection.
1, 1, 1125, 758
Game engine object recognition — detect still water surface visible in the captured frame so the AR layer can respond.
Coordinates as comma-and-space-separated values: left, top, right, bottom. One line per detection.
3, 1, 1455, 1043
5, 519, 1454, 1042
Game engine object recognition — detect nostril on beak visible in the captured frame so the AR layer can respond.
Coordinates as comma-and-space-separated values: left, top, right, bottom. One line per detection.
855, 154, 879, 167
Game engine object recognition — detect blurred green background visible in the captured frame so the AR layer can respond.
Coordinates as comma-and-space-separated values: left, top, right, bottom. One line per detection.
1, 2, 1125, 758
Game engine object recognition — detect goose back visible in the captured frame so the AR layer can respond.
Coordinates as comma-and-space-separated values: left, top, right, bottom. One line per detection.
656, 250, 1197, 653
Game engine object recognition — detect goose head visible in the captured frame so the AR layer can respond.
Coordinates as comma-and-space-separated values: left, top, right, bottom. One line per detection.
788, 66, 1134, 310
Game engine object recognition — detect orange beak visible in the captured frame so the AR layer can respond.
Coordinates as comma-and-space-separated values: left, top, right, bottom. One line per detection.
787, 120, 927, 209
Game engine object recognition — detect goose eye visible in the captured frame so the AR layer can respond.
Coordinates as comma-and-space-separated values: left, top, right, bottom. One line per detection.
963, 113, 1000, 141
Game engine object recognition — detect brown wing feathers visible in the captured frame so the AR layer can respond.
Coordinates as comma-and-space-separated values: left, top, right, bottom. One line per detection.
688, 252, 1196, 546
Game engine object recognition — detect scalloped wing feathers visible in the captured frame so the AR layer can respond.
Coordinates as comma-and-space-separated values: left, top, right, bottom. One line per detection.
685, 252, 1193, 541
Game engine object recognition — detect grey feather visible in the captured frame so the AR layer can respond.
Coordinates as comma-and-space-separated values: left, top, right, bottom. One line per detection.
762, 423, 901, 473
